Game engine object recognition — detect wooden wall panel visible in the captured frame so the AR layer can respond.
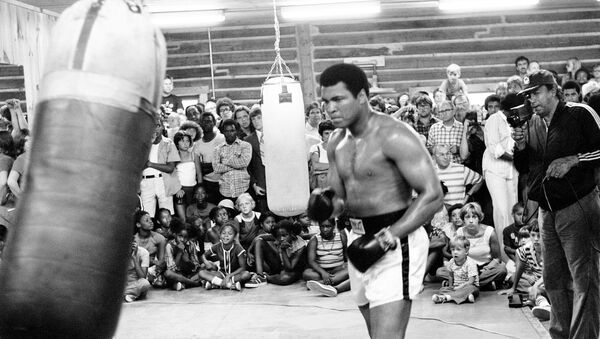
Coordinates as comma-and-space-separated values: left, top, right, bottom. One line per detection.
0, 0, 57, 116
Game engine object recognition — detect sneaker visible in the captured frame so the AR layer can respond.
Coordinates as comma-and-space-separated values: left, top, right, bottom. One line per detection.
124, 295, 136, 303
432, 294, 447, 304
231, 281, 242, 291
532, 305, 551, 321
467, 294, 475, 303
175, 282, 185, 291
246, 273, 267, 288
306, 280, 337, 297
204, 281, 214, 290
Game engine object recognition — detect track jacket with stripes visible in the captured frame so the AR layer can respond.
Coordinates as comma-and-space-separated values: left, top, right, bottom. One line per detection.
513, 101, 600, 211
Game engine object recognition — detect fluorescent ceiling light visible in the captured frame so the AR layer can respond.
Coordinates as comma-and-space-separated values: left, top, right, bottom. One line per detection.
439, 0, 539, 12
281, 1, 381, 21
150, 10, 225, 30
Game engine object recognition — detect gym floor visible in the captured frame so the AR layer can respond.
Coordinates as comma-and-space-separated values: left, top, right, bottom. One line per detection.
115, 281, 550, 339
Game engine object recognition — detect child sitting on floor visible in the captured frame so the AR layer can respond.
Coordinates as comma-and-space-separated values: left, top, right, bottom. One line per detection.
233, 193, 262, 250
134, 210, 167, 288
164, 223, 202, 291
432, 235, 479, 304
205, 206, 232, 244
199, 223, 251, 291
503, 202, 526, 263
303, 218, 350, 297
500, 222, 550, 320
246, 220, 307, 288
124, 238, 151, 302
155, 208, 181, 240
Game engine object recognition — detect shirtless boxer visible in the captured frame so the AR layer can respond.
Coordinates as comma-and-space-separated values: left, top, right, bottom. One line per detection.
308, 64, 443, 338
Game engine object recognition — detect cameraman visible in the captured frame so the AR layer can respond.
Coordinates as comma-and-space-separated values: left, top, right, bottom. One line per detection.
512, 70, 600, 339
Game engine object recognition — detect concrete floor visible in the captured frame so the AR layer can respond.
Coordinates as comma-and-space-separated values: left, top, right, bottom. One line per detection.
115, 281, 550, 339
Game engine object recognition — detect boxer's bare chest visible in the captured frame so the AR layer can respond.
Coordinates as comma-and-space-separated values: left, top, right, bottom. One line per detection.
335, 133, 384, 180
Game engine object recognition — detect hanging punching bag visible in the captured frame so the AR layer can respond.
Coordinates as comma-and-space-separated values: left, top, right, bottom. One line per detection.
262, 77, 310, 216
0, 0, 165, 337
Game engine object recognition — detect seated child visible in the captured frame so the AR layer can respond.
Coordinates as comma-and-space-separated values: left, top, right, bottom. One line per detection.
164, 223, 203, 290
246, 211, 279, 268
502, 223, 550, 320
503, 202, 526, 262
154, 208, 172, 238
124, 238, 151, 302
440, 63, 468, 100
432, 235, 479, 304
198, 223, 251, 291
258, 211, 278, 235
233, 193, 262, 250
441, 203, 464, 261
206, 206, 231, 244
246, 220, 307, 287
297, 211, 319, 239
303, 218, 350, 297
133, 210, 167, 288
186, 185, 216, 226
510, 224, 543, 294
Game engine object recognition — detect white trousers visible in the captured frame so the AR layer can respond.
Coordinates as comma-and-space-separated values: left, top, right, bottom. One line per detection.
484, 170, 518, 263
140, 177, 174, 217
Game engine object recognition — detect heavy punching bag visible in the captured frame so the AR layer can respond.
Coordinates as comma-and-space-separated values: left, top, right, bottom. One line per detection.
262, 77, 310, 216
0, 0, 166, 337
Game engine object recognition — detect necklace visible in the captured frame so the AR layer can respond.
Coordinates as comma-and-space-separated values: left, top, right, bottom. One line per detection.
322, 233, 336, 252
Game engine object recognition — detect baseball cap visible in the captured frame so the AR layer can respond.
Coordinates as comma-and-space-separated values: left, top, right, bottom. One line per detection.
518, 70, 557, 96
500, 93, 525, 112
218, 199, 235, 210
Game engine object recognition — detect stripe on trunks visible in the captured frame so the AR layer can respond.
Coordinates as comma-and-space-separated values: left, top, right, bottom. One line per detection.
72, 0, 105, 70
400, 236, 410, 300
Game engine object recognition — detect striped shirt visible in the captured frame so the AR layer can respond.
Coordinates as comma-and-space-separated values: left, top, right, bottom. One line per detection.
447, 256, 479, 287
314, 232, 345, 269
516, 241, 543, 281
427, 119, 465, 164
436, 162, 482, 205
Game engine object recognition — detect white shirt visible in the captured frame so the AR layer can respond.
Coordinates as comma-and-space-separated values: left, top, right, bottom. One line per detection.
482, 112, 517, 179
142, 143, 161, 176
305, 122, 320, 139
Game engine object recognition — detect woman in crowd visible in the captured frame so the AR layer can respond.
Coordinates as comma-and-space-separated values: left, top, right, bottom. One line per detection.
456, 202, 507, 289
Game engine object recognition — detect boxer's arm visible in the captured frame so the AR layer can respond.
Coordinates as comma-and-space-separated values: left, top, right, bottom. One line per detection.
326, 129, 346, 217
383, 125, 444, 239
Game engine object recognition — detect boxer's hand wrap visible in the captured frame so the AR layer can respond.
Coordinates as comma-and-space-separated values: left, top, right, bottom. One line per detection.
347, 227, 397, 273
307, 187, 336, 222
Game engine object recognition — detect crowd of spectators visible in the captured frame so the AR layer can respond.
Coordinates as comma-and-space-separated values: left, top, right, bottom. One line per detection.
1, 55, 599, 322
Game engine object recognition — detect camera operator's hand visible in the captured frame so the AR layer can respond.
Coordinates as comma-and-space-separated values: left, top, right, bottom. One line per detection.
511, 127, 526, 151
449, 144, 458, 154
546, 155, 579, 179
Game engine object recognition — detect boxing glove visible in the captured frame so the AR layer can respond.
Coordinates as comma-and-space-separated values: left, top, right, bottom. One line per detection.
306, 187, 336, 222
347, 234, 388, 273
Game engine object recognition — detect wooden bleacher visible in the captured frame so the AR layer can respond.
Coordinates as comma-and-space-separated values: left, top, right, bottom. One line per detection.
164, 5, 600, 104
0, 64, 26, 110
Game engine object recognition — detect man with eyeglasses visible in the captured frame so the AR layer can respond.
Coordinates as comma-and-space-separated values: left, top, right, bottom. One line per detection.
512, 69, 600, 339
427, 100, 468, 164
433, 144, 483, 206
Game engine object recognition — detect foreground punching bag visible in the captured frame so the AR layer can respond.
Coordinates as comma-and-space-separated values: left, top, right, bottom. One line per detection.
0, 0, 165, 337
262, 77, 310, 216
